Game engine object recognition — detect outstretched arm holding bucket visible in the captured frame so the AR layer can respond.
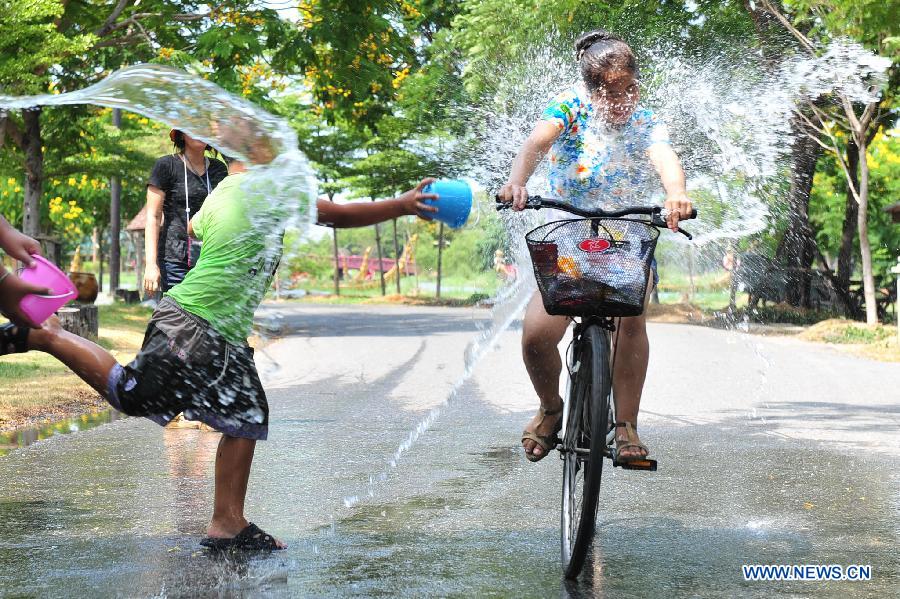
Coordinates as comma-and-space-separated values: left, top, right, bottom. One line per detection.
0, 216, 52, 329
316, 178, 439, 228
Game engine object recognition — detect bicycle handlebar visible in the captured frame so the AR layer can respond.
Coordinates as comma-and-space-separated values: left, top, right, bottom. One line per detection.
494, 195, 697, 239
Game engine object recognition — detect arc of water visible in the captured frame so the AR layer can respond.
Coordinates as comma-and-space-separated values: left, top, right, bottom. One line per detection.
0, 63, 318, 230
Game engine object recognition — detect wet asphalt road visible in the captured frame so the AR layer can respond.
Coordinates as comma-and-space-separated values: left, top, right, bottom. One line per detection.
0, 303, 898, 598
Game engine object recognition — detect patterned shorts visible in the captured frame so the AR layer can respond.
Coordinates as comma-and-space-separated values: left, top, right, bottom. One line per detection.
107, 297, 268, 440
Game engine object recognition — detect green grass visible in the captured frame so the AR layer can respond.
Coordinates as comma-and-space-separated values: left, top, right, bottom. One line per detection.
276, 271, 503, 303
97, 303, 152, 331
0, 355, 70, 378
657, 290, 747, 312
822, 324, 894, 344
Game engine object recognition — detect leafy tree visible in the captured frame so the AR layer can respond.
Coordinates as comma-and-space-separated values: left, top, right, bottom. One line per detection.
754, 0, 898, 323
811, 129, 900, 286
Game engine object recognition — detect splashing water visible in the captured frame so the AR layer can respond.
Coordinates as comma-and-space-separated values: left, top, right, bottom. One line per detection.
0, 64, 318, 233
461, 38, 890, 245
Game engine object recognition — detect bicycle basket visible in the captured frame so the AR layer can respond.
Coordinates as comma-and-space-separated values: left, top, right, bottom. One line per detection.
526, 218, 660, 317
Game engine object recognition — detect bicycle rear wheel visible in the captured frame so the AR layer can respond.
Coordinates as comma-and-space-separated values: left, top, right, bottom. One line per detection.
560, 325, 612, 578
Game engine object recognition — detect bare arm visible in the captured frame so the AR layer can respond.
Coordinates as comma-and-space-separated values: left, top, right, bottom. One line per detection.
316, 178, 438, 228
0, 215, 42, 266
647, 143, 693, 231
143, 186, 165, 294
498, 121, 561, 210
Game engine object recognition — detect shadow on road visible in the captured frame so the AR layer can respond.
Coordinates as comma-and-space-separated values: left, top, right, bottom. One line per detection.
256, 306, 493, 339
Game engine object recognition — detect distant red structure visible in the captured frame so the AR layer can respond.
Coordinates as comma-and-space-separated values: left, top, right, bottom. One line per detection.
338, 254, 417, 276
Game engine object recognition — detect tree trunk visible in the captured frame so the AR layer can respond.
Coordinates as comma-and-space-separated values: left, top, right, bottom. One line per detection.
728, 240, 737, 314
92, 226, 101, 263
328, 192, 340, 296
775, 115, 820, 308
836, 140, 859, 291
109, 108, 122, 292
436, 222, 444, 299
392, 219, 401, 295
374, 221, 386, 296
687, 245, 695, 302
856, 139, 877, 324
332, 228, 340, 295
57, 305, 99, 342
21, 108, 43, 238
97, 231, 104, 293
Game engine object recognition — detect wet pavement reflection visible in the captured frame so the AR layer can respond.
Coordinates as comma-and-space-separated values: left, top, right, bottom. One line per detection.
0, 410, 125, 457
0, 305, 897, 597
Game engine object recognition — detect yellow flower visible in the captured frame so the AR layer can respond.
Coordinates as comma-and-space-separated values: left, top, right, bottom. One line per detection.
68, 177, 77, 186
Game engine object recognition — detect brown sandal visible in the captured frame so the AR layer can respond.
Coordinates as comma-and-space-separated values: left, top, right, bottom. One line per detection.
521, 405, 562, 463
614, 421, 649, 462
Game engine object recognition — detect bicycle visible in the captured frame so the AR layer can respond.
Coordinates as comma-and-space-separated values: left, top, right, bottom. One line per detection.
496, 195, 696, 579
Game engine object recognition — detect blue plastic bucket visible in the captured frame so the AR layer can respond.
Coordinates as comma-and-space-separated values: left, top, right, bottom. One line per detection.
421, 179, 473, 229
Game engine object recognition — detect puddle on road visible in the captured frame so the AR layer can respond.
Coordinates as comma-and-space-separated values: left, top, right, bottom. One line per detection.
0, 410, 124, 457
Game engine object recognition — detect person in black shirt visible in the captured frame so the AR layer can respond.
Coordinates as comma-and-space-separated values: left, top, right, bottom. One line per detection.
143, 130, 228, 294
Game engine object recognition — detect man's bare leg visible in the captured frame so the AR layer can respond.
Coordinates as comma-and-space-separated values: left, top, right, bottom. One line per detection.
520, 292, 570, 460
26, 317, 118, 398
19, 318, 284, 547
207, 435, 286, 548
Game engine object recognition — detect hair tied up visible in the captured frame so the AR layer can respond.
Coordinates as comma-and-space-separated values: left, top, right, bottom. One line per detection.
574, 30, 622, 61
573, 29, 638, 90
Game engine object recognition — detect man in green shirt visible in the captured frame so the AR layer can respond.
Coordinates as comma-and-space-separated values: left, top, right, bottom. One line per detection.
6, 156, 439, 551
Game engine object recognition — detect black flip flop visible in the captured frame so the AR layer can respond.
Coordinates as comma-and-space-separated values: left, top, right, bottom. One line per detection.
1, 323, 29, 356
200, 523, 283, 552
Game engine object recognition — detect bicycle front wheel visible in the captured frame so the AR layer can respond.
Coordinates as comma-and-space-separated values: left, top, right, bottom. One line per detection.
560, 324, 612, 578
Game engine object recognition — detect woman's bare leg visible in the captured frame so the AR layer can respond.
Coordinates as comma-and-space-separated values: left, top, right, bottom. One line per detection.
521, 292, 570, 459
611, 281, 654, 459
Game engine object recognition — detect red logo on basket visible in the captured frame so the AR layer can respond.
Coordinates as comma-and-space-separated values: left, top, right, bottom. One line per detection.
578, 238, 612, 253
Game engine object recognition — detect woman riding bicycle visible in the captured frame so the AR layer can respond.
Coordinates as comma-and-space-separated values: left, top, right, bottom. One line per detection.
498, 30, 693, 463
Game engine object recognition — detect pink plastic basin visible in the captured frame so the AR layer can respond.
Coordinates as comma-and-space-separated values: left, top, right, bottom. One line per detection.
17, 255, 77, 325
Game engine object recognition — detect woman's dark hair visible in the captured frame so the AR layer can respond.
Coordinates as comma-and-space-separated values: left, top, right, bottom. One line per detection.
170, 129, 213, 153
171, 129, 186, 150
574, 30, 638, 91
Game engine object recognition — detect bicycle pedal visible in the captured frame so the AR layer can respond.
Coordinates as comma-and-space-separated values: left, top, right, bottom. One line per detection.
615, 458, 657, 471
